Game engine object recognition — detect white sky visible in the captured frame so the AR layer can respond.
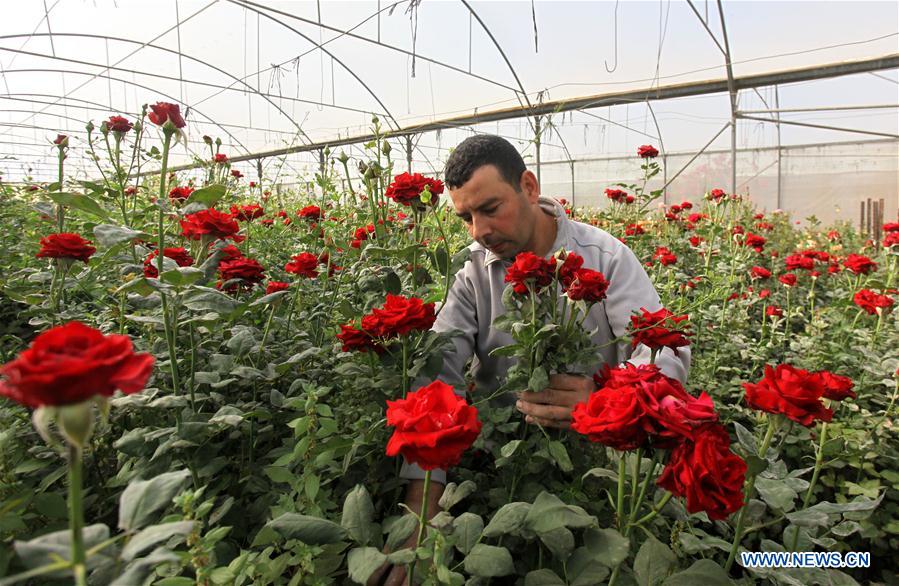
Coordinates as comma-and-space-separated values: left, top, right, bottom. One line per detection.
0, 0, 896, 182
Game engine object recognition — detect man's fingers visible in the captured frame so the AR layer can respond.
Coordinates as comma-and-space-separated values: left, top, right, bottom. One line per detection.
520, 388, 580, 407
525, 414, 571, 429
517, 400, 571, 422
366, 561, 390, 586
384, 565, 408, 586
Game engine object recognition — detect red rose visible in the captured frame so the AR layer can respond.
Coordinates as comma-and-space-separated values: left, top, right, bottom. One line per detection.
336, 323, 380, 353
637, 144, 659, 158
566, 268, 609, 304
298, 205, 323, 221
652, 247, 677, 266
883, 222, 899, 233
148, 102, 186, 128
883, 232, 899, 248
53, 134, 69, 146
656, 423, 747, 521
571, 379, 647, 450
842, 253, 877, 275
385, 172, 445, 207
36, 233, 96, 263
750, 266, 771, 279
505, 251, 555, 295
107, 115, 133, 133
778, 273, 797, 287
629, 308, 691, 354
744, 233, 766, 252
680, 201, 693, 210
143, 247, 194, 278
687, 213, 706, 224
265, 281, 289, 295
765, 305, 783, 317
707, 188, 726, 201
231, 169, 243, 179
0, 321, 154, 408
605, 188, 627, 202
216, 243, 244, 262
853, 289, 894, 315
169, 185, 194, 202
218, 257, 265, 291
785, 254, 814, 271
819, 371, 856, 401
214, 153, 228, 164
124, 186, 138, 196
742, 364, 832, 426
555, 251, 584, 289
626, 223, 645, 237
230, 204, 265, 222
284, 252, 320, 278
386, 380, 482, 471
363, 294, 436, 338
180, 208, 244, 242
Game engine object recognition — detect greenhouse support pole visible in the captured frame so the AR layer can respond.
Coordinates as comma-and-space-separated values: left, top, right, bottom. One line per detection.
717, 0, 738, 196
775, 86, 782, 210
406, 134, 413, 173
569, 160, 575, 207
534, 115, 542, 187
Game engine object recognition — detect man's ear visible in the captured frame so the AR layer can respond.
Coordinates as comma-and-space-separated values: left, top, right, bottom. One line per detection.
519, 170, 540, 203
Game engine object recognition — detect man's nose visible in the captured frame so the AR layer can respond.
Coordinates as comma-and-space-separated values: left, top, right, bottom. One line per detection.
470, 215, 492, 242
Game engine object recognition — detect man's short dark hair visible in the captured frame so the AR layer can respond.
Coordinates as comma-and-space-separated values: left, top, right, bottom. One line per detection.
443, 135, 526, 191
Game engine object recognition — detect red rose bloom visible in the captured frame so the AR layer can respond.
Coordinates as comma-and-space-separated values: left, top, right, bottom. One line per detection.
143, 247, 194, 278
364, 294, 436, 338
883, 232, 899, 248
744, 233, 766, 252
566, 268, 609, 304
605, 188, 627, 202
785, 254, 815, 271
297, 205, 323, 221
336, 323, 380, 353
36, 233, 96, 263
779, 273, 797, 287
571, 378, 647, 450
765, 305, 783, 317
214, 153, 228, 164
819, 371, 856, 401
555, 251, 584, 289
284, 252, 320, 278
853, 289, 894, 315
707, 188, 726, 201
743, 364, 833, 426
230, 169, 243, 179
107, 115, 133, 133
180, 208, 244, 242
505, 251, 555, 295
0, 321, 154, 408
626, 223, 645, 237
169, 185, 194, 202
843, 253, 877, 275
385, 172, 445, 207
148, 102, 186, 128
750, 266, 771, 279
217, 243, 244, 262
629, 308, 691, 354
656, 423, 747, 521
218, 257, 265, 291
883, 222, 899, 233
230, 204, 265, 222
386, 380, 482, 471
265, 281, 289, 295
53, 134, 68, 146
637, 144, 659, 158
653, 247, 678, 266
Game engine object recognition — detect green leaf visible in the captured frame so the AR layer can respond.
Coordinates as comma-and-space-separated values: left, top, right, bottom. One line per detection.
524, 491, 595, 534
463, 544, 515, 577
347, 547, 387, 584
122, 521, 196, 561
500, 440, 523, 459
386, 549, 415, 565
48, 192, 110, 220
438, 480, 477, 510
785, 508, 829, 528
733, 422, 758, 455
14, 523, 112, 574
385, 514, 418, 551
528, 366, 549, 392
186, 184, 227, 206
634, 535, 676, 586
584, 527, 630, 567
118, 469, 191, 530
745, 455, 768, 477
754, 477, 798, 512
567, 546, 611, 586
452, 513, 483, 555
94, 224, 149, 247
538, 526, 574, 561
159, 266, 205, 287
582, 468, 619, 483
547, 440, 573, 472
110, 547, 180, 586
663, 560, 733, 586
342, 485, 376, 546
265, 513, 346, 545
250, 290, 290, 306
482, 502, 531, 538
524, 569, 566, 586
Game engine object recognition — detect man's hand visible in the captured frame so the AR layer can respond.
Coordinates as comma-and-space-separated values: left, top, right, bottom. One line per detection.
516, 373, 594, 429
366, 478, 445, 586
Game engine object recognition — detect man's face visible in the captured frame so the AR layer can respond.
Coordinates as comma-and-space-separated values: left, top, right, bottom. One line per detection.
448, 164, 539, 259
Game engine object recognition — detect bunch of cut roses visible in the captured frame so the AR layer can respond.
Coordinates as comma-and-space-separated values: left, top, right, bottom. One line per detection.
491, 249, 610, 394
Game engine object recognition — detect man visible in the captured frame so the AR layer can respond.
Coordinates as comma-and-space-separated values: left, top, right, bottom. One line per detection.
370, 134, 689, 585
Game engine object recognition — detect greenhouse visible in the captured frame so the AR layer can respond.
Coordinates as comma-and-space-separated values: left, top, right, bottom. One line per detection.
0, 1, 897, 584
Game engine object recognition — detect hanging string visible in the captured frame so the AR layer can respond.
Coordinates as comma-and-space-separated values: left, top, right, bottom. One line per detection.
175, 0, 185, 105
605, 0, 619, 73
406, 0, 422, 77
531, 0, 538, 52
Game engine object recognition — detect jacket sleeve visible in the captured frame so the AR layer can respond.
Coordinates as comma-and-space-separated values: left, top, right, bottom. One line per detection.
400, 259, 479, 486
602, 244, 691, 384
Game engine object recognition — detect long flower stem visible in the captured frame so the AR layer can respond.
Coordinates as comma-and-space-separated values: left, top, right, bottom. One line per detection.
68, 444, 87, 586
57, 145, 65, 231
725, 417, 779, 572
408, 470, 431, 586
790, 421, 828, 551
616, 455, 627, 532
